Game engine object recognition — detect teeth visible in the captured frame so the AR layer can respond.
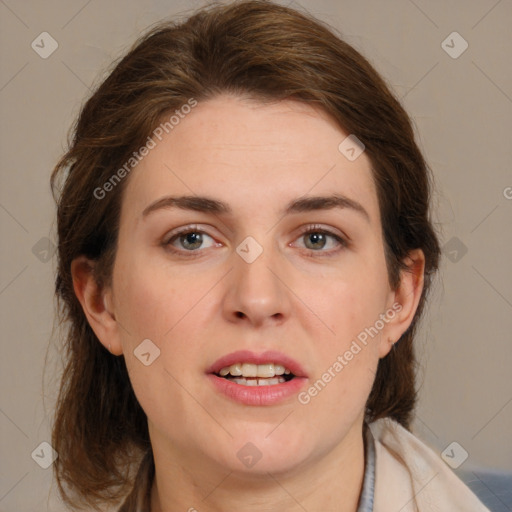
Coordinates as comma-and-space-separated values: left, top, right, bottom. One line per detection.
218, 363, 294, 378
231, 377, 286, 386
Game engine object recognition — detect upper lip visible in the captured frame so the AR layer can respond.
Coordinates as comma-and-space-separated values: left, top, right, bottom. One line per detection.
206, 350, 307, 378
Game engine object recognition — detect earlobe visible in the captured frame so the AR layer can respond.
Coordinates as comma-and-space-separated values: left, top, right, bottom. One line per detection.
71, 256, 123, 355
379, 249, 425, 358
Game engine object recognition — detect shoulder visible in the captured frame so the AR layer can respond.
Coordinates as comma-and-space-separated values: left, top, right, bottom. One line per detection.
369, 417, 490, 512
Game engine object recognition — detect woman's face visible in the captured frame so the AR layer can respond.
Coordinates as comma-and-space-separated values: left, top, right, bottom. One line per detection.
105, 95, 413, 476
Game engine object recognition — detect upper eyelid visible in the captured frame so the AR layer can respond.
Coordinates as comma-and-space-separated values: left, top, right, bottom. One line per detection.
293, 224, 349, 245
292, 226, 347, 248
164, 225, 216, 245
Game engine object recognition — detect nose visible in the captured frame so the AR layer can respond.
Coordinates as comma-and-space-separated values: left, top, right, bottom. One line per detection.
222, 242, 291, 327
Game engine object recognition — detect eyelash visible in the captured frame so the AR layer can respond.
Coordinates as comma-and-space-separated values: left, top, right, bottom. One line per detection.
295, 225, 348, 256
162, 224, 347, 257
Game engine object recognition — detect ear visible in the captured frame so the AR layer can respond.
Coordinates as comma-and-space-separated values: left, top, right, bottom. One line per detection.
71, 255, 123, 355
379, 249, 425, 358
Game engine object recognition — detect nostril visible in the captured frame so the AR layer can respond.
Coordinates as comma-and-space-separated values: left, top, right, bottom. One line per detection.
235, 311, 245, 319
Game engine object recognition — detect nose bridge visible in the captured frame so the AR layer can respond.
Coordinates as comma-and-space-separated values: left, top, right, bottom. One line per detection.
223, 235, 290, 325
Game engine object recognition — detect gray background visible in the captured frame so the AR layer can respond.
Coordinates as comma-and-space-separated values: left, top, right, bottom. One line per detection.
1, 0, 511, 510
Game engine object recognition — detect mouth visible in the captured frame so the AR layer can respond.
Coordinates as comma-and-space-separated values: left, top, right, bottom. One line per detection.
207, 349, 306, 381
206, 350, 307, 405
215, 362, 296, 386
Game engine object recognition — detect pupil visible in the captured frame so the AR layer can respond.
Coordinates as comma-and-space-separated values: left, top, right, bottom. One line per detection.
305, 232, 325, 249
182, 232, 202, 249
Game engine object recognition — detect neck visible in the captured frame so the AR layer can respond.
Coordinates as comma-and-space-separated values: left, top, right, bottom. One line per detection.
149, 422, 366, 512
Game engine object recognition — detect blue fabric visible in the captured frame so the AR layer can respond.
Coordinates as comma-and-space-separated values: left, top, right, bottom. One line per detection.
456, 468, 512, 511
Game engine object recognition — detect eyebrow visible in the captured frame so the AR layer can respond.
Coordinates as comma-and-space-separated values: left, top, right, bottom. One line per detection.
142, 194, 370, 221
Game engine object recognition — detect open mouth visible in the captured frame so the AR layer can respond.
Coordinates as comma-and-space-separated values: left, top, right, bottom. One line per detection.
207, 355, 307, 405
215, 363, 296, 386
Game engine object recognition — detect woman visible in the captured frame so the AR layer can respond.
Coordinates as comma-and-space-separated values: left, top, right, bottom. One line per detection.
50, 1, 489, 510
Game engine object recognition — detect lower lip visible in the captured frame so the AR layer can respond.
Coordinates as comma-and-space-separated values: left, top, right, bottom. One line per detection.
206, 374, 308, 406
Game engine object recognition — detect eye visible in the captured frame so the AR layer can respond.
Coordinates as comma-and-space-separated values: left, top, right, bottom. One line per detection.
164, 226, 218, 252
292, 226, 347, 254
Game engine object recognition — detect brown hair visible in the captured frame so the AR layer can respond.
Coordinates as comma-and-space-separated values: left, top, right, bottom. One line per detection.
50, 0, 440, 509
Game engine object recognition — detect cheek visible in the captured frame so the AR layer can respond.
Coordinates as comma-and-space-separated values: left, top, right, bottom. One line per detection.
112, 251, 213, 395
299, 311, 382, 433
114, 272, 168, 341
313, 263, 391, 344
113, 261, 204, 434
297, 257, 390, 407
113, 249, 211, 341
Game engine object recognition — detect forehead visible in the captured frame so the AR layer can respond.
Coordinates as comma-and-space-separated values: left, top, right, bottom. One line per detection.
120, 95, 380, 224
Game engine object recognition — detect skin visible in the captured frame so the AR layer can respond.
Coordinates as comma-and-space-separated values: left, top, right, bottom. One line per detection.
72, 95, 424, 512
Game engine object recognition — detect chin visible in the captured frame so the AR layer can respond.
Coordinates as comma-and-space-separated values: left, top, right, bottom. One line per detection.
225, 452, 310, 479
210, 428, 313, 477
